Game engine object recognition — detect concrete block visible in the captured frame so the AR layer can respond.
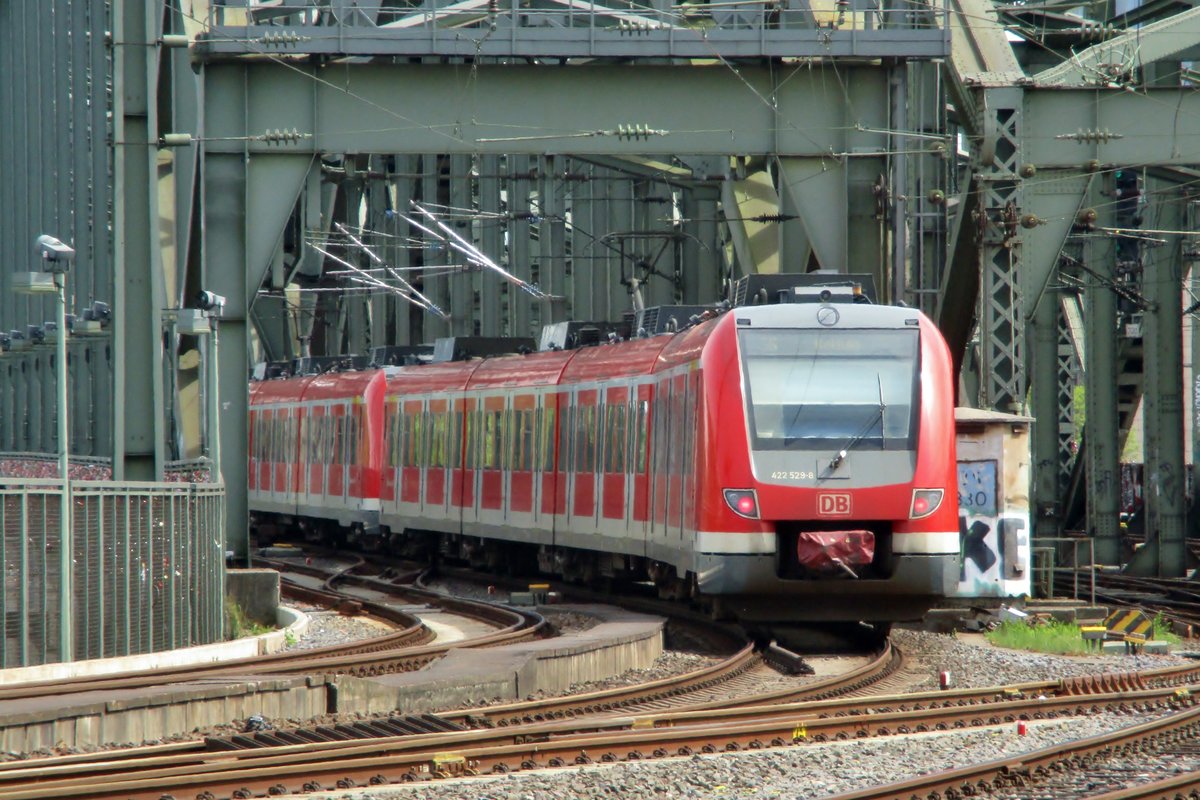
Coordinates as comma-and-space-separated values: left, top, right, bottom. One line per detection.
1100, 639, 1171, 655
227, 569, 281, 627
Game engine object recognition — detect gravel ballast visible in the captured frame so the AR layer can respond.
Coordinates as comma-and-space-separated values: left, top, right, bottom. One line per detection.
299, 628, 1193, 800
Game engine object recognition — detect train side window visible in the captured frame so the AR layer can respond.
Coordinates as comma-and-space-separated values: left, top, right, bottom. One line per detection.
559, 402, 573, 473
634, 399, 648, 474
574, 405, 588, 473
321, 412, 329, 465
522, 409, 534, 471
541, 404, 555, 472
465, 409, 476, 470
327, 411, 337, 467
435, 411, 445, 468
493, 408, 503, 469
421, 409, 431, 468
450, 409, 462, 469
531, 406, 541, 471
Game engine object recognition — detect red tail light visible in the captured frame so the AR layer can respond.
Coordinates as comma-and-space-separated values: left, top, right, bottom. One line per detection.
910, 489, 944, 519
724, 489, 759, 519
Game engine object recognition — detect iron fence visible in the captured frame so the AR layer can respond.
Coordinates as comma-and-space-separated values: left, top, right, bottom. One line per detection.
0, 479, 225, 667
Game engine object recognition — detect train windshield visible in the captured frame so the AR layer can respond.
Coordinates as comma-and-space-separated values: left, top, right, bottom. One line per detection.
738, 328, 919, 450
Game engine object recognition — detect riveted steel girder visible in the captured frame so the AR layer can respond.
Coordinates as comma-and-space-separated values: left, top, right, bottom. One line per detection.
200, 63, 892, 157
192, 22, 949, 61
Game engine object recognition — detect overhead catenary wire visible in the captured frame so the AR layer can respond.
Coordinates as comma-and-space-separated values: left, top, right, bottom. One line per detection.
404, 202, 554, 300
308, 241, 450, 320
333, 222, 450, 318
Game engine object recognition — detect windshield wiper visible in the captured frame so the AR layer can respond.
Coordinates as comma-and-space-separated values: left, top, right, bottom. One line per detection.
825, 376, 886, 476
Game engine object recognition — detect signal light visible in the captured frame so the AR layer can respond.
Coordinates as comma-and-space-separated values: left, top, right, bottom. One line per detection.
910, 489, 944, 519
724, 489, 760, 519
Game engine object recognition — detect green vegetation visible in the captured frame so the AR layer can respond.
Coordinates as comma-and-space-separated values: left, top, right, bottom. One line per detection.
1152, 614, 1182, 644
985, 620, 1092, 655
225, 596, 275, 639
984, 613, 1180, 654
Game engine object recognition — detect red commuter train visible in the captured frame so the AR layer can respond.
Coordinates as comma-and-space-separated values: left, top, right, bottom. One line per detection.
249, 292, 959, 632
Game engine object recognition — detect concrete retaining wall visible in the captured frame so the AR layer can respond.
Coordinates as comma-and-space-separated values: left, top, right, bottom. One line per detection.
0, 676, 332, 753
337, 607, 665, 715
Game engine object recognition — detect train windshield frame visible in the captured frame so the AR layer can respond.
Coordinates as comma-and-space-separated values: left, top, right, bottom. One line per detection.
737, 327, 920, 451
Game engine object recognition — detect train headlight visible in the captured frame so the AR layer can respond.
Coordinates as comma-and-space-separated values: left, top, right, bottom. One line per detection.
910, 489, 944, 519
724, 489, 760, 519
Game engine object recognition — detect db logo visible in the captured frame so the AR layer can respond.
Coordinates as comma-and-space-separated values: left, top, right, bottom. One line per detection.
818, 493, 852, 515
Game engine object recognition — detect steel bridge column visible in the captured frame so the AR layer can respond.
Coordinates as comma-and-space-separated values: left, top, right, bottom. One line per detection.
975, 87, 1026, 412
477, 156, 504, 335
1082, 210, 1121, 564
1031, 285, 1061, 538
507, 156, 533, 338
1021, 171, 1090, 536
682, 185, 722, 305
366, 157, 391, 351
1128, 183, 1187, 576
112, 0, 166, 480
391, 155, 419, 345
539, 156, 567, 326
449, 155, 475, 337
202, 60, 315, 556
1190, 199, 1200, 539
0, 360, 13, 451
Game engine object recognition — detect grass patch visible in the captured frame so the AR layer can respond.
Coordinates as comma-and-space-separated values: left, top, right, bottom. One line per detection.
1152, 614, 1182, 644
985, 620, 1091, 655
225, 596, 275, 640
985, 613, 1180, 654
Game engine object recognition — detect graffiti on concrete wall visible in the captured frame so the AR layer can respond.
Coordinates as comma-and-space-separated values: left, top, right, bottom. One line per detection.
953, 459, 1030, 598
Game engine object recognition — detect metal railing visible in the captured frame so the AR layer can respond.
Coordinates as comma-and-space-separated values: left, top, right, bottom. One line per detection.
199, 0, 951, 59
1032, 536, 1096, 604
0, 480, 226, 667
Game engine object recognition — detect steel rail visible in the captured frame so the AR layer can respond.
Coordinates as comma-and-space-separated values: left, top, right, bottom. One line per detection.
0, 566, 543, 702
4, 679, 1196, 799
819, 694, 1200, 800
442, 640, 899, 727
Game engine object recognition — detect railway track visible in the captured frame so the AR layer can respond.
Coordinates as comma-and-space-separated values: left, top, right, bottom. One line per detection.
6, 647, 1200, 799
0, 557, 542, 704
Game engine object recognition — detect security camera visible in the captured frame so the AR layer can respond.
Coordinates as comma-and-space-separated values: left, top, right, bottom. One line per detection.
90, 301, 111, 323
196, 290, 227, 314
27, 325, 44, 344
35, 235, 75, 273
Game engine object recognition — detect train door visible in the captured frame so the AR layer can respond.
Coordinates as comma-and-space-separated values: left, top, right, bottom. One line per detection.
280, 407, 295, 507
509, 393, 537, 532
667, 373, 688, 539
307, 405, 326, 502
570, 389, 599, 529
399, 399, 423, 508
459, 395, 481, 529
327, 403, 347, 510
682, 370, 699, 541
381, 397, 398, 507
274, 408, 289, 498
630, 384, 652, 549
552, 391, 572, 532
648, 379, 669, 554
478, 395, 506, 532
424, 398, 452, 526
536, 390, 557, 530
600, 385, 628, 542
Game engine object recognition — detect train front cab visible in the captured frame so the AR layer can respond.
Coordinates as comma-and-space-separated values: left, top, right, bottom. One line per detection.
692, 304, 960, 624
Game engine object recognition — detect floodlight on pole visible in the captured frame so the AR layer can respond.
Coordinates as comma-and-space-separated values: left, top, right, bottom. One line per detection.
16, 234, 75, 663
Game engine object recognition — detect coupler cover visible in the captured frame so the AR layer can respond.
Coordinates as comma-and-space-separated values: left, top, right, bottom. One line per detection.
795, 530, 875, 576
